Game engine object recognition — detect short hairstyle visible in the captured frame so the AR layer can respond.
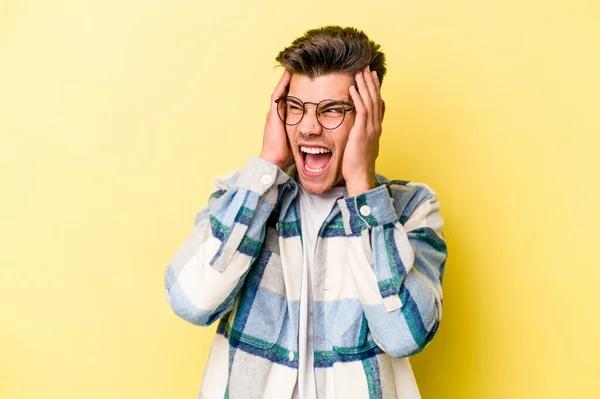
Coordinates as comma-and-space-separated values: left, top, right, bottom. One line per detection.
276, 25, 387, 84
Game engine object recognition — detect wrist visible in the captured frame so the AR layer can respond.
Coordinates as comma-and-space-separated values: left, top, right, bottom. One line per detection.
259, 152, 287, 171
346, 176, 376, 197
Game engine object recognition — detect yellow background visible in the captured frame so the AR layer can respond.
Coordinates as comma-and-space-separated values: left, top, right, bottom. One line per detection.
1, 0, 599, 398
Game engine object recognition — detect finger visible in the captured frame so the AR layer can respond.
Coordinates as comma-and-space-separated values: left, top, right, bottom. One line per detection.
371, 70, 383, 124
269, 69, 291, 123
371, 69, 381, 91
364, 68, 382, 126
355, 70, 372, 128
271, 69, 291, 102
356, 69, 376, 134
363, 66, 378, 102
349, 85, 367, 131
361, 67, 380, 127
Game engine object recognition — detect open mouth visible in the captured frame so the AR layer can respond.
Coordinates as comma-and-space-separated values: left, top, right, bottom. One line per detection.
299, 145, 333, 175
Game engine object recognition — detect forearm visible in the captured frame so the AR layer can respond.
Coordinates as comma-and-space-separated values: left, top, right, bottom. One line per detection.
164, 156, 292, 326
338, 184, 447, 357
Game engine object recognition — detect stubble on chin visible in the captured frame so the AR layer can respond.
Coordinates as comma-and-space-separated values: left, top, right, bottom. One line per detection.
299, 172, 340, 195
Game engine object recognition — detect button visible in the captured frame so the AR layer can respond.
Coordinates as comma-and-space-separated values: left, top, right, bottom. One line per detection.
360, 205, 371, 216
288, 351, 294, 361
260, 174, 273, 185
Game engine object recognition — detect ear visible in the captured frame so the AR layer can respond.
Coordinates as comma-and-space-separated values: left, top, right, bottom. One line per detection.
381, 99, 386, 123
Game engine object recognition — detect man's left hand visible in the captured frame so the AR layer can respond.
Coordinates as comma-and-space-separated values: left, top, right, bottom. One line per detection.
342, 66, 384, 197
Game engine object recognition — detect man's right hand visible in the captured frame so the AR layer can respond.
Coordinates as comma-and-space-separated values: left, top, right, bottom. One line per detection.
259, 69, 294, 171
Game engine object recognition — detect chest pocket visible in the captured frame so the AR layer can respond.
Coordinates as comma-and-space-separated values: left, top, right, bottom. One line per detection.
226, 234, 287, 350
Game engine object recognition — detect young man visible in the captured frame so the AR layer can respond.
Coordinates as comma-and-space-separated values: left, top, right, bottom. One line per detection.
165, 26, 448, 399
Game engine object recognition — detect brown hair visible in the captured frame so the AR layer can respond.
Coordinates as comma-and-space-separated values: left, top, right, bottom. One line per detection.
276, 26, 387, 84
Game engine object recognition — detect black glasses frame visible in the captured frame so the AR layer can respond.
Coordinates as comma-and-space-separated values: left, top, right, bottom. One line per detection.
274, 96, 355, 130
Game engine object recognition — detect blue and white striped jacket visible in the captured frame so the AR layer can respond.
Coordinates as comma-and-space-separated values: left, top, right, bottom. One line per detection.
164, 156, 448, 399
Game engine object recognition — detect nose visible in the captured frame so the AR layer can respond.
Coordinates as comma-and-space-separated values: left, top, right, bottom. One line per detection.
297, 104, 323, 136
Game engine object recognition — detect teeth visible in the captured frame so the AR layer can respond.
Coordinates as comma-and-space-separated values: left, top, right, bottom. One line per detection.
300, 146, 331, 154
305, 166, 324, 173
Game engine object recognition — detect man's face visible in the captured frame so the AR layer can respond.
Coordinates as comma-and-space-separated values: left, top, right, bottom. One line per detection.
285, 73, 355, 195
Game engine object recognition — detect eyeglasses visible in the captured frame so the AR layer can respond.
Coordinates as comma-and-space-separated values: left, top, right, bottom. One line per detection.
274, 96, 355, 130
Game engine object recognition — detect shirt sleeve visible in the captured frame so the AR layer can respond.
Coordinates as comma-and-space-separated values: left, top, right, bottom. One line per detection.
337, 183, 448, 357
164, 156, 291, 326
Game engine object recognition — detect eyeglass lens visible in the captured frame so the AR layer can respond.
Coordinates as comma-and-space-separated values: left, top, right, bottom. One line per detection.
277, 97, 348, 130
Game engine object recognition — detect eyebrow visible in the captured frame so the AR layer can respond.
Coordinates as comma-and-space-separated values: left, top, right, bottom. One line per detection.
287, 96, 353, 105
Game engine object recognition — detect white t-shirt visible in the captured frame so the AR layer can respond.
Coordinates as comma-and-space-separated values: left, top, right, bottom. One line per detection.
292, 185, 345, 399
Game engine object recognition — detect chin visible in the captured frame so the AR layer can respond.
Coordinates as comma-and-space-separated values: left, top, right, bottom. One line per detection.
295, 162, 343, 195
298, 176, 335, 195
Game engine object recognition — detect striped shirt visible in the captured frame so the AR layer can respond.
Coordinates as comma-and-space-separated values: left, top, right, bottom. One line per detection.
164, 156, 448, 399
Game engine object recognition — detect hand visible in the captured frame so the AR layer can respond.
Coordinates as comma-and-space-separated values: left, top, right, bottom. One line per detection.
259, 69, 294, 171
343, 66, 384, 196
